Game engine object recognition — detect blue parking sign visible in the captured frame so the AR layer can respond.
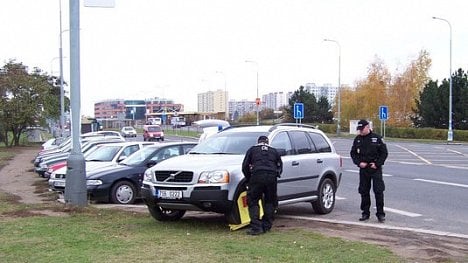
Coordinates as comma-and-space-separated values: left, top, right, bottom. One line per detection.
294, 103, 304, 119
379, 106, 388, 120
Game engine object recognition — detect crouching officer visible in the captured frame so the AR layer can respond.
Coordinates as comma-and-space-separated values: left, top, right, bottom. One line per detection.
242, 135, 283, 235
350, 119, 388, 223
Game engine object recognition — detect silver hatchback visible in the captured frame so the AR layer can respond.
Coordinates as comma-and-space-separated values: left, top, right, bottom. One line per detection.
141, 123, 342, 224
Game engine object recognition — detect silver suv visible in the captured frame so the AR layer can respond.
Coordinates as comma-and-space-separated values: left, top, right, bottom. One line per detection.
141, 124, 342, 224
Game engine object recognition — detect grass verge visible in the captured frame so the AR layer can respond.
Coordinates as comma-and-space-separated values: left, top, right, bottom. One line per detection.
0, 195, 402, 263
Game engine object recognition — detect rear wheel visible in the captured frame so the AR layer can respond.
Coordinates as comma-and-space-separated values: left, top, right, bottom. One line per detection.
147, 205, 186, 221
312, 178, 336, 214
110, 181, 137, 204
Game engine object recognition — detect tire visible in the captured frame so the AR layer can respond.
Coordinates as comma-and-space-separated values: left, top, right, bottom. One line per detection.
224, 184, 247, 224
147, 205, 186, 221
110, 180, 137, 204
312, 177, 336, 214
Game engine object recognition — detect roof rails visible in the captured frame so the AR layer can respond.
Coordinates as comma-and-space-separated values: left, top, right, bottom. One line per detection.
268, 123, 318, 132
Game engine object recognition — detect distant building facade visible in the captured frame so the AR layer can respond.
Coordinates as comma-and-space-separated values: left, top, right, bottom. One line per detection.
305, 83, 337, 105
197, 89, 228, 115
262, 91, 292, 110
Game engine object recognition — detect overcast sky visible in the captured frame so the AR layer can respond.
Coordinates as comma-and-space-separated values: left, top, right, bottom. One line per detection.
1, 0, 468, 116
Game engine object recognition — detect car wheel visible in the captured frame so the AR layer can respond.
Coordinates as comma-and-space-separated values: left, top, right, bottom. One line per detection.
312, 177, 336, 214
147, 205, 186, 221
110, 181, 137, 204
224, 184, 247, 224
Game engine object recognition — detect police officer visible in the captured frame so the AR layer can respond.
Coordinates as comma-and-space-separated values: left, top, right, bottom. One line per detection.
350, 119, 388, 223
242, 135, 282, 235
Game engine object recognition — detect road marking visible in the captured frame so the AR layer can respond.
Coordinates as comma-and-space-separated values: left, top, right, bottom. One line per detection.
395, 144, 432, 164
345, 169, 393, 177
383, 207, 422, 217
447, 148, 464, 155
335, 196, 346, 200
414, 178, 468, 188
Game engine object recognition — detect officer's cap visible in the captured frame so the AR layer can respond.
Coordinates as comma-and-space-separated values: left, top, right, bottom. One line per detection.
257, 135, 269, 143
356, 119, 369, 130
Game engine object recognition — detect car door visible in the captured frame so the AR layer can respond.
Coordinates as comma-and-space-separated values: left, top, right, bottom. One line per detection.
270, 131, 300, 201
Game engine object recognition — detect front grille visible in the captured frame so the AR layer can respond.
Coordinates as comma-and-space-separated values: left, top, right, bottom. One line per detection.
54, 174, 66, 179
155, 171, 193, 183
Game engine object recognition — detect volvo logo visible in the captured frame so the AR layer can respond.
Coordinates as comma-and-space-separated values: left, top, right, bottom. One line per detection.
165, 171, 183, 182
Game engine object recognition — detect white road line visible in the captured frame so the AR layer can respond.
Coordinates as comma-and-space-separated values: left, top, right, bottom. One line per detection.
335, 196, 346, 200
383, 207, 422, 217
395, 144, 432, 164
447, 148, 464, 155
414, 178, 468, 188
345, 169, 393, 177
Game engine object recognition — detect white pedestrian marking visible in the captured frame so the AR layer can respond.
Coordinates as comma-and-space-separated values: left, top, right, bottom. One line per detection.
414, 178, 468, 188
395, 144, 432, 164
383, 207, 422, 217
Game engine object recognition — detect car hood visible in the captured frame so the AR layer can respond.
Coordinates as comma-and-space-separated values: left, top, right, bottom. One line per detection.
150, 154, 244, 172
87, 164, 139, 179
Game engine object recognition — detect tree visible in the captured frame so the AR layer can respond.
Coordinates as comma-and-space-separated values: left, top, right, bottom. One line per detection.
0, 61, 62, 146
414, 69, 468, 129
388, 50, 431, 127
288, 86, 317, 123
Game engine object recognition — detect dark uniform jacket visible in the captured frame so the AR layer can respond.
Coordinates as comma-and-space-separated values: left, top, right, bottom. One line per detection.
242, 143, 283, 181
350, 131, 388, 168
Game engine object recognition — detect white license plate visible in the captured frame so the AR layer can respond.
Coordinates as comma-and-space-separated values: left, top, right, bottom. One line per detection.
54, 181, 66, 187
157, 189, 182, 199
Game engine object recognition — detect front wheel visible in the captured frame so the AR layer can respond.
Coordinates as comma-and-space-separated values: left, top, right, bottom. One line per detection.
110, 181, 137, 204
147, 205, 186, 221
312, 178, 336, 214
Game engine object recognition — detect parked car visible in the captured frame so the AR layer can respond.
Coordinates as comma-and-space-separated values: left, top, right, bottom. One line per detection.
35, 137, 125, 177
141, 123, 342, 223
50, 142, 196, 204
143, 125, 164, 141
120, 126, 137, 137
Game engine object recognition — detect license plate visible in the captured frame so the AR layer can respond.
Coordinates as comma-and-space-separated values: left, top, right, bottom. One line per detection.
54, 181, 66, 187
157, 189, 182, 199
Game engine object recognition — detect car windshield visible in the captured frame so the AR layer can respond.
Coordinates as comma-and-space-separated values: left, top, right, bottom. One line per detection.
190, 131, 266, 154
147, 126, 161, 132
120, 146, 159, 166
85, 145, 122, 162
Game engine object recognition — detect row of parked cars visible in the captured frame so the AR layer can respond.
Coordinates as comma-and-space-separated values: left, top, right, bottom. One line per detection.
37, 123, 343, 225
35, 131, 195, 204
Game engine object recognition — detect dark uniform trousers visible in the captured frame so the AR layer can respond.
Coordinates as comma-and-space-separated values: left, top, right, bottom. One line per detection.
247, 170, 277, 232
359, 166, 385, 217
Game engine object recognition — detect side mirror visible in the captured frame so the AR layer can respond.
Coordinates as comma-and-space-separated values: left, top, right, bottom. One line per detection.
146, 160, 158, 168
117, 156, 127, 162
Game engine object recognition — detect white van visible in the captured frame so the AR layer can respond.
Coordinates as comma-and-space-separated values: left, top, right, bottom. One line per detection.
147, 117, 162, 125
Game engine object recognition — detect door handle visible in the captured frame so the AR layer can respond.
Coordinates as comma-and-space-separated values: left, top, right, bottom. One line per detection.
292, 161, 299, 166
317, 159, 323, 163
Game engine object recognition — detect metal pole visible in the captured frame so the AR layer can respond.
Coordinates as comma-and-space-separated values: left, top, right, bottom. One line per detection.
433, 16, 453, 142
65, 0, 87, 206
59, 0, 65, 138
324, 39, 341, 136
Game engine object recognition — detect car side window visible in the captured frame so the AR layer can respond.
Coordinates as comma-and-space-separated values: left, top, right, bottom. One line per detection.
121, 145, 140, 158
270, 132, 294, 155
289, 131, 314, 154
308, 132, 332, 153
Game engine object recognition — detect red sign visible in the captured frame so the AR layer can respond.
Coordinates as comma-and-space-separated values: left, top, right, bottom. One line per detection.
255, 98, 261, 105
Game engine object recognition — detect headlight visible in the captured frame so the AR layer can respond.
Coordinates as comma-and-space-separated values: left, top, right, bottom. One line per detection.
198, 170, 229, 184
86, 180, 102, 186
143, 170, 154, 183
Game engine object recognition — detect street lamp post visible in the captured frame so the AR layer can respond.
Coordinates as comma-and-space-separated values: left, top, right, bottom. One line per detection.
324, 39, 341, 136
432, 16, 453, 142
216, 71, 228, 120
58, 0, 65, 138
245, 60, 259, 125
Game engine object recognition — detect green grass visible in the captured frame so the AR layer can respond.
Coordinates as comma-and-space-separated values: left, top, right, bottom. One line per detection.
0, 195, 402, 263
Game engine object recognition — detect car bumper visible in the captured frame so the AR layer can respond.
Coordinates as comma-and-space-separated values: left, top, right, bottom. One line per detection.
141, 184, 231, 213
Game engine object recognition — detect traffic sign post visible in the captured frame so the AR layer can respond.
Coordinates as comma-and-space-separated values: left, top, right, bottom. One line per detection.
379, 106, 388, 137
294, 103, 304, 124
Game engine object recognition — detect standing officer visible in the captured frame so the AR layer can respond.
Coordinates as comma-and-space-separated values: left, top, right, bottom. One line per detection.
350, 120, 388, 223
242, 135, 282, 235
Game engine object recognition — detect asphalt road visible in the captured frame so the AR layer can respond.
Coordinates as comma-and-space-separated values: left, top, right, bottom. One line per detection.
125, 134, 468, 238
279, 138, 468, 238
